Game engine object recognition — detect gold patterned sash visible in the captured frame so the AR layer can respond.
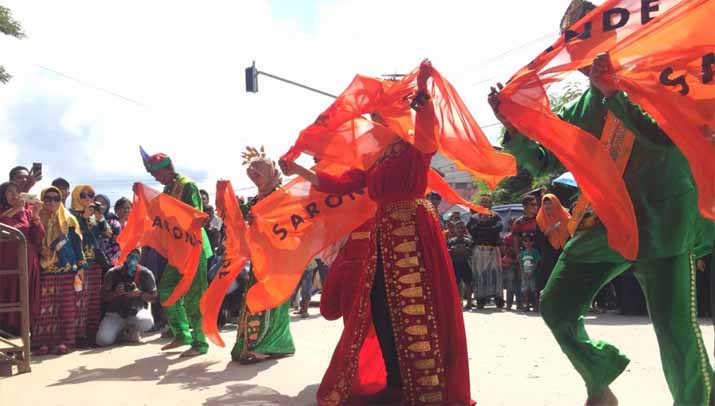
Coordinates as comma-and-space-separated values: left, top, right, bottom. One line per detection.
567, 112, 636, 235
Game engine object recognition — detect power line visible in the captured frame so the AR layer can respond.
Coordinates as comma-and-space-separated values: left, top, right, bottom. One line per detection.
36, 65, 145, 106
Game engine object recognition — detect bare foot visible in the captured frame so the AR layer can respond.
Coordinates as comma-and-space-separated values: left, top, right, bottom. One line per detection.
161, 339, 187, 351
585, 387, 618, 406
179, 347, 203, 358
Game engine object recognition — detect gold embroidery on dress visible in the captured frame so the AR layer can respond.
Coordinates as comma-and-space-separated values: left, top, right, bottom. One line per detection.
417, 375, 440, 386
405, 325, 428, 336
350, 231, 371, 240
418, 392, 443, 403
396, 256, 419, 268
393, 225, 416, 237
403, 304, 426, 315
400, 287, 423, 298
395, 241, 417, 253
398, 272, 421, 284
414, 358, 436, 369
390, 209, 413, 222
408, 341, 431, 352
328, 391, 340, 402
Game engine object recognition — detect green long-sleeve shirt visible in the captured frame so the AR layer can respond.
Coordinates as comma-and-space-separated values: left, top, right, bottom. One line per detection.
503, 86, 697, 260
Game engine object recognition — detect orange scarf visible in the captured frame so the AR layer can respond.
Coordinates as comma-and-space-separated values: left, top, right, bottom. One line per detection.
536, 194, 571, 250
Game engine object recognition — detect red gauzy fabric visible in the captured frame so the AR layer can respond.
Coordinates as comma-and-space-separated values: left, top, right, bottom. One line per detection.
117, 183, 208, 306
427, 168, 489, 215
497, 0, 700, 259
245, 162, 377, 313
200, 181, 250, 347
282, 64, 516, 189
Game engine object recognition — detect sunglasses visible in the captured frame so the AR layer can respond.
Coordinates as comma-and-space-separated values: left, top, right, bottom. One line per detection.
80, 192, 95, 199
43, 195, 61, 203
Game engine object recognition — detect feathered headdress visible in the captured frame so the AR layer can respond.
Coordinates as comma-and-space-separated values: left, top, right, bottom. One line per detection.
242, 146, 282, 197
241, 145, 267, 166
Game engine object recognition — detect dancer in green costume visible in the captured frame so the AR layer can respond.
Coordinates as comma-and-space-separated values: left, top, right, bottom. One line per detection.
231, 146, 295, 364
489, 2, 712, 404
142, 150, 212, 357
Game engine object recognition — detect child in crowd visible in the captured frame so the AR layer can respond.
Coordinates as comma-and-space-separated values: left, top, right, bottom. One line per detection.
447, 222, 475, 309
501, 240, 519, 310
519, 233, 541, 311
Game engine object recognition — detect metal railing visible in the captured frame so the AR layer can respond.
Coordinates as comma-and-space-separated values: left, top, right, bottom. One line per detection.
0, 223, 32, 374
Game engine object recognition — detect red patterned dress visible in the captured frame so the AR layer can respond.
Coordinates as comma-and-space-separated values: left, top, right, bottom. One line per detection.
314, 101, 472, 405
0, 208, 44, 333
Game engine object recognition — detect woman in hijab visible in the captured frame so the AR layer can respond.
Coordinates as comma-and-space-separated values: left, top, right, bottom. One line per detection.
69, 185, 109, 345
536, 193, 571, 297
94, 194, 122, 268
35, 186, 85, 355
231, 146, 295, 364
0, 182, 44, 335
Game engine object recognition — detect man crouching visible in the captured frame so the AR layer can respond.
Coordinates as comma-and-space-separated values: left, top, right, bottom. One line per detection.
96, 249, 157, 346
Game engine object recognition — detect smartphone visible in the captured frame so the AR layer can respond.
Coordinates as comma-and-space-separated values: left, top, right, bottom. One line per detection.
31, 162, 42, 178
19, 193, 40, 204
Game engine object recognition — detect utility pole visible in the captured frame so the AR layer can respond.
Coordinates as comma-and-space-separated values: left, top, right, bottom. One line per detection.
245, 61, 337, 99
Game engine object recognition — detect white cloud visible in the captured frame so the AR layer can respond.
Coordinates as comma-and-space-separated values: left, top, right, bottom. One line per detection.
0, 0, 572, 203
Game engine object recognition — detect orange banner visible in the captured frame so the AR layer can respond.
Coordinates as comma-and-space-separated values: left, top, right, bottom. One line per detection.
199, 181, 250, 347
282, 64, 516, 189
604, 0, 715, 220
245, 162, 377, 313
497, 0, 709, 260
117, 183, 208, 306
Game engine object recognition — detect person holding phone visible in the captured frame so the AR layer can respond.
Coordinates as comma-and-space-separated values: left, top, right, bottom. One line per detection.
69, 185, 109, 346
0, 182, 45, 336
8, 164, 42, 194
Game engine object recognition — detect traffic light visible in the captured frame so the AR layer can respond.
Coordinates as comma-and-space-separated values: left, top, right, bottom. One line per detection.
245, 61, 258, 93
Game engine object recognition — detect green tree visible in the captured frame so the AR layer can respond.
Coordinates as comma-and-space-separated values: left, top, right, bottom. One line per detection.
0, 5, 25, 84
475, 81, 586, 205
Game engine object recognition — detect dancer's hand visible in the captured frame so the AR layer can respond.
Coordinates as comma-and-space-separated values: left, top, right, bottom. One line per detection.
590, 53, 617, 98
488, 83, 516, 133
279, 159, 299, 176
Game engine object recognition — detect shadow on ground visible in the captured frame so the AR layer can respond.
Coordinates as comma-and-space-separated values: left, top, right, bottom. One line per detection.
203, 383, 319, 406
48, 352, 278, 389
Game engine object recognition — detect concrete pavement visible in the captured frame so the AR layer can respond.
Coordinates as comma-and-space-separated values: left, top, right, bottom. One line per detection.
1, 310, 713, 405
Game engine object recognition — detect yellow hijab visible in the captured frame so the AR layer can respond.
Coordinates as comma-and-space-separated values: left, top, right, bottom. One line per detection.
536, 193, 572, 250
39, 187, 81, 268
70, 185, 96, 212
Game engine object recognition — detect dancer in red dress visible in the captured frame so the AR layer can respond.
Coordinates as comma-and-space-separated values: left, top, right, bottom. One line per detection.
281, 60, 472, 406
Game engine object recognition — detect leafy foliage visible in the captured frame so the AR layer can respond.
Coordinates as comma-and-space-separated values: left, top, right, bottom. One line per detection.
1, 5, 25, 84
475, 82, 586, 205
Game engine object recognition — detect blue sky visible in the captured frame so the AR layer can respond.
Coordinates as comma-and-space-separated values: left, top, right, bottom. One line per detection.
0, 0, 572, 204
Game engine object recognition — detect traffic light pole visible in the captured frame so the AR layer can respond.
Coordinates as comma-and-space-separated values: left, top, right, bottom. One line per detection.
258, 71, 337, 99
246, 61, 337, 99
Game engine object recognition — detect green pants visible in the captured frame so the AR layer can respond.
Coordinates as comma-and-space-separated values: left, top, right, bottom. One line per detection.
541, 250, 712, 405
158, 253, 209, 353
